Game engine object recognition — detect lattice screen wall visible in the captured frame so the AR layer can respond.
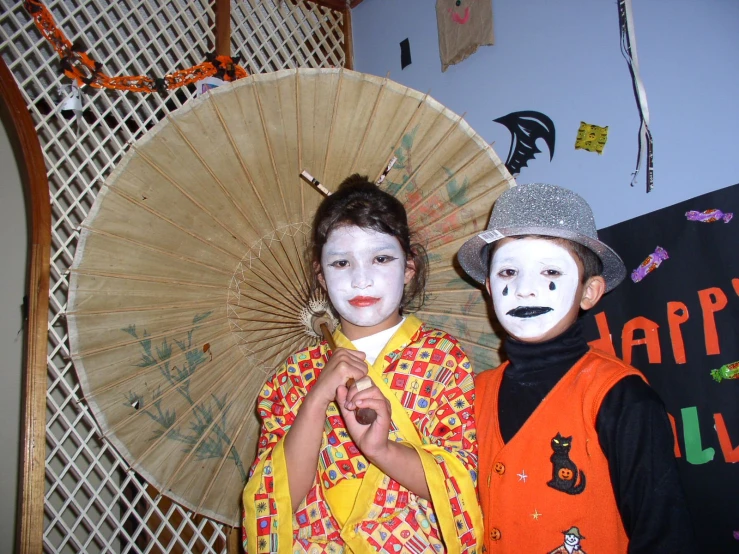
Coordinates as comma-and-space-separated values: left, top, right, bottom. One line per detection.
0, 1, 345, 552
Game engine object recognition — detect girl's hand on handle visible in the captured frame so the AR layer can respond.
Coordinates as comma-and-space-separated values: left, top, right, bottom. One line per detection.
336, 381, 391, 461
337, 382, 430, 500
308, 348, 368, 408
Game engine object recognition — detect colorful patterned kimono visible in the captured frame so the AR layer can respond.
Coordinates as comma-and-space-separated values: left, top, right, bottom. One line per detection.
242, 315, 482, 554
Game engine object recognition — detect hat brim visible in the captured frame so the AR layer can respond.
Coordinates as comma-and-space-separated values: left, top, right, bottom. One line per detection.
457, 226, 626, 293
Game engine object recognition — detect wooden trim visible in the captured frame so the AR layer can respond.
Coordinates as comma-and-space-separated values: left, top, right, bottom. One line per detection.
342, 6, 354, 70
214, 0, 231, 56
0, 58, 51, 554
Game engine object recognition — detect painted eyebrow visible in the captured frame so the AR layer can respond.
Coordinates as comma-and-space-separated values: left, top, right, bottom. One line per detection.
324, 243, 401, 256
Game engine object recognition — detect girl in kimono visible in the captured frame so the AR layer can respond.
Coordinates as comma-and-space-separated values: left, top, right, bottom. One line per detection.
243, 174, 482, 554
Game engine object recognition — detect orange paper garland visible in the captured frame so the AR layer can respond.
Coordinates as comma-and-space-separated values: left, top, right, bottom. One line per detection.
24, 0, 248, 94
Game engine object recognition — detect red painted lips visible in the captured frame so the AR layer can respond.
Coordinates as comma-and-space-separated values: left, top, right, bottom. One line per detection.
348, 296, 381, 307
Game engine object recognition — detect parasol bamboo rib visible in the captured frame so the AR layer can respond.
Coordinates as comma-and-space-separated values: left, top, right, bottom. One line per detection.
133, 148, 258, 253
349, 75, 389, 175
295, 70, 305, 225
237, 257, 310, 310
321, 68, 345, 183
104, 186, 243, 261
237, 272, 308, 316
231, 294, 300, 322
210, 89, 277, 230
455, 337, 500, 353
229, 327, 306, 346
155, 371, 257, 493
196, 408, 252, 513
228, 301, 302, 321
68, 269, 230, 291
74, 321, 227, 365
425, 287, 484, 294
80, 226, 233, 276
420, 173, 509, 234
66, 300, 218, 317
406, 147, 490, 217
80, 335, 239, 401
420, 310, 491, 321
236, 280, 304, 318
109, 345, 244, 439
372, 91, 429, 184
94, 353, 240, 429
230, 323, 305, 338
426, 231, 489, 256
394, 112, 467, 200
167, 114, 263, 237
251, 82, 312, 294
237, 226, 314, 300
244, 329, 306, 357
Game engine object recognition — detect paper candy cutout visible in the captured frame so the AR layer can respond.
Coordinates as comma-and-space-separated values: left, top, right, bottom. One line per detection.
575, 121, 609, 154
400, 38, 412, 69
493, 110, 555, 176
631, 246, 668, 283
711, 361, 739, 383
685, 209, 733, 223
195, 76, 225, 97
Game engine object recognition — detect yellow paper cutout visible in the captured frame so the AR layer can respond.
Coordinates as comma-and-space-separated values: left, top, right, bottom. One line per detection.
575, 121, 609, 154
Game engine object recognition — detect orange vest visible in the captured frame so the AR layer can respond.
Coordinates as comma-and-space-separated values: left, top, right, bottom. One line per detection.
475, 349, 644, 553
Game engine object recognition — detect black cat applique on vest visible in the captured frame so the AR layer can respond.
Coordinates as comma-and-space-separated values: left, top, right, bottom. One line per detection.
547, 432, 586, 495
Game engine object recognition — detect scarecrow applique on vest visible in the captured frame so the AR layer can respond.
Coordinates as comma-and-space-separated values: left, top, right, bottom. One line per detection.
547, 433, 586, 495
547, 526, 587, 554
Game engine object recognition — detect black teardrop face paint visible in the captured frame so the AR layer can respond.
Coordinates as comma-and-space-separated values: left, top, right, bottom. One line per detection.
502, 285, 508, 296
549, 281, 556, 291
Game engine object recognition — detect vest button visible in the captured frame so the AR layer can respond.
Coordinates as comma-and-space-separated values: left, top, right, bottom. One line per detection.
494, 462, 505, 475
490, 528, 501, 541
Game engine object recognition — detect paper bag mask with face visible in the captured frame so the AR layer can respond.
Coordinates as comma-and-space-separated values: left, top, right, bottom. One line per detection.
436, 0, 495, 72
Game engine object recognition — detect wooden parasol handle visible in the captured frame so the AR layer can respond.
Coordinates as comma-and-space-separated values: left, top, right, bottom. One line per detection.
320, 323, 377, 425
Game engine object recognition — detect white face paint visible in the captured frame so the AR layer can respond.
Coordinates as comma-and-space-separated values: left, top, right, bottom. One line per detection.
564, 534, 580, 547
490, 238, 581, 341
321, 226, 409, 336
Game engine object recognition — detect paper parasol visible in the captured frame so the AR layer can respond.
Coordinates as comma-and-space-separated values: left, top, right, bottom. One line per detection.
67, 68, 514, 526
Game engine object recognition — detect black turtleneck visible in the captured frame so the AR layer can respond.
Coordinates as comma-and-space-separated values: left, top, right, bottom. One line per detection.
498, 319, 698, 554
499, 320, 589, 442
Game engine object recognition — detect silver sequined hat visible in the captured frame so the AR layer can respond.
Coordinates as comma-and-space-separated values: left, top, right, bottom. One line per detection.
457, 183, 626, 292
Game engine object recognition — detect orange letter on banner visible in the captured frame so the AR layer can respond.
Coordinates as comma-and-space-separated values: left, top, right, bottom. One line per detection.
666, 302, 689, 364
622, 316, 661, 365
733, 278, 739, 296
668, 412, 682, 458
697, 287, 728, 355
714, 413, 739, 463
588, 311, 616, 356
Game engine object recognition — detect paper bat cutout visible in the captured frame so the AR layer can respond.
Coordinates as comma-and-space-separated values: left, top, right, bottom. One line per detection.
494, 110, 556, 175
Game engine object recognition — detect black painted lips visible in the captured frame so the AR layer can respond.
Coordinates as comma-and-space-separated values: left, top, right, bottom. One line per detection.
506, 306, 553, 318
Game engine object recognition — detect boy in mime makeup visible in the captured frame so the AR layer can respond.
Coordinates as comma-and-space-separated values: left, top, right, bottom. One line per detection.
458, 183, 696, 553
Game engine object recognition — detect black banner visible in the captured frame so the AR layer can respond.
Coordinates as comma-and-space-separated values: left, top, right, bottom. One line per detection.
582, 183, 739, 551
